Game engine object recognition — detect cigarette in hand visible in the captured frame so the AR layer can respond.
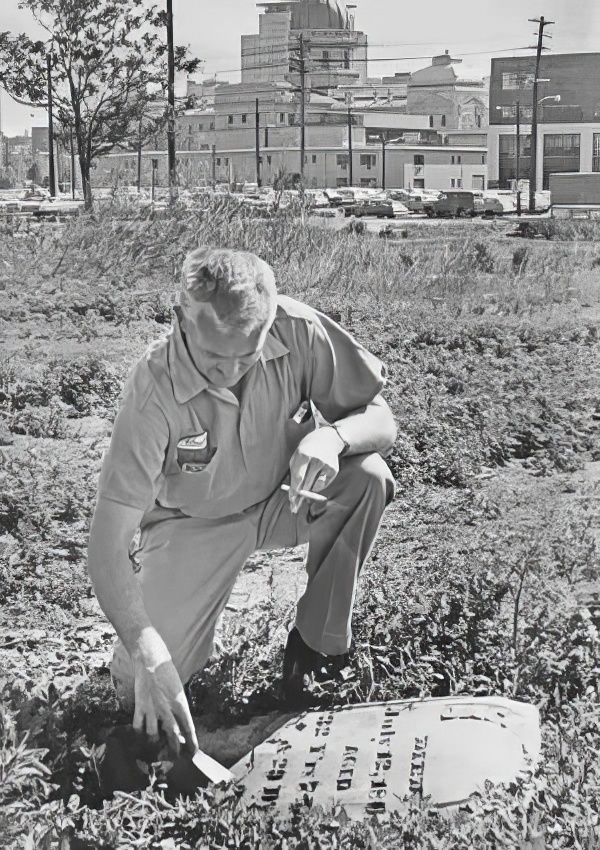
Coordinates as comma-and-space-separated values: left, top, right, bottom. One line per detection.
280, 483, 328, 503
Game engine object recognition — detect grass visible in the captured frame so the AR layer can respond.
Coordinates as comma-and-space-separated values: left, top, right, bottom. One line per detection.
0, 199, 599, 848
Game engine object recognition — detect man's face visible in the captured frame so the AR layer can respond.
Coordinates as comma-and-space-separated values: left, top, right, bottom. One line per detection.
180, 300, 269, 389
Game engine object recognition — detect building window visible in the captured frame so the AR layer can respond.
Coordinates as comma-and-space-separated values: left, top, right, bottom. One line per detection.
498, 133, 532, 187
502, 71, 534, 90
227, 115, 233, 125
594, 134, 600, 172
360, 178, 377, 187
242, 114, 247, 124
451, 155, 455, 164
543, 133, 581, 189
210, 122, 215, 130
482, 155, 486, 164
312, 154, 317, 163
441, 114, 446, 127
200, 144, 209, 151
336, 153, 349, 170
216, 158, 221, 166
198, 123, 203, 131
429, 115, 434, 128
267, 155, 272, 165
360, 154, 376, 169
413, 178, 425, 189
499, 105, 533, 121
279, 113, 286, 123
224, 158, 229, 166
414, 154, 424, 166
457, 155, 462, 164
323, 50, 329, 59
336, 177, 349, 187
450, 178, 463, 188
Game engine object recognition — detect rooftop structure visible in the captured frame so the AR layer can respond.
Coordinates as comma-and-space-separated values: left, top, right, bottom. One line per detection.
407, 51, 488, 131
257, 0, 353, 30
242, 0, 368, 87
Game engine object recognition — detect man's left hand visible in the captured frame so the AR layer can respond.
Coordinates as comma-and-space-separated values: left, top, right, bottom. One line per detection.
288, 426, 346, 514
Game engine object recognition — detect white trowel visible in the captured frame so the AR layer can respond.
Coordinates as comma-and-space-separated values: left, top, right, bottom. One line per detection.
191, 748, 235, 785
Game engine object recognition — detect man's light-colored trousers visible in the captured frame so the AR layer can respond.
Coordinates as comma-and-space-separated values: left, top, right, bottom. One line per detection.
111, 453, 395, 689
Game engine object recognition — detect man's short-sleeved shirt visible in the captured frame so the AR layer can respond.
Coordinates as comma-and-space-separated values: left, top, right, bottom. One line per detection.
97, 295, 388, 522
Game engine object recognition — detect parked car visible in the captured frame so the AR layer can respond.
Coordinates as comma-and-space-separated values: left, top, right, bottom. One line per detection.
304, 189, 329, 208
480, 192, 517, 216
35, 197, 85, 217
344, 198, 395, 218
386, 189, 424, 213
423, 190, 485, 218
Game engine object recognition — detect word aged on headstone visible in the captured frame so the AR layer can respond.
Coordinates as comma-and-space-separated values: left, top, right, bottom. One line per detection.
230, 696, 541, 820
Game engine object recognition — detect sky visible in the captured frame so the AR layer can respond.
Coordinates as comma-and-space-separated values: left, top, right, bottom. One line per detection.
1, 0, 599, 136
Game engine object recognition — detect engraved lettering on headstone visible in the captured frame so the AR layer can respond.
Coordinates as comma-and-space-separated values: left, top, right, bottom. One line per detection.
336, 744, 359, 791
315, 712, 334, 737
266, 757, 288, 782
408, 735, 428, 794
261, 784, 282, 803
366, 800, 386, 815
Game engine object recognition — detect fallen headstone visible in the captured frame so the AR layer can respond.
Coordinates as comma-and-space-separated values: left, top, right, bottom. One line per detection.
230, 696, 541, 819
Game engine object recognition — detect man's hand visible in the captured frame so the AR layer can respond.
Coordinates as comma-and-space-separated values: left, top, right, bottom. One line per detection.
288, 426, 346, 514
132, 636, 199, 757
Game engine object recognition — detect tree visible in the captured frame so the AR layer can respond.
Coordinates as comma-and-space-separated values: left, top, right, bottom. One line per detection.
26, 162, 41, 183
0, 0, 200, 208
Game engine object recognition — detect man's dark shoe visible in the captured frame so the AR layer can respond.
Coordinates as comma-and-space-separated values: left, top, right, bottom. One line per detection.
282, 627, 349, 705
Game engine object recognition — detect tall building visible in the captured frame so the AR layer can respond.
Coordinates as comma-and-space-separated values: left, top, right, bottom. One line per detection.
488, 53, 600, 189
241, 0, 368, 88
407, 51, 488, 132
101, 0, 489, 192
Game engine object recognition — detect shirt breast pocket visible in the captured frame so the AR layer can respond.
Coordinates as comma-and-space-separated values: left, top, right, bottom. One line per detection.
284, 400, 318, 454
158, 435, 220, 511
176, 433, 217, 473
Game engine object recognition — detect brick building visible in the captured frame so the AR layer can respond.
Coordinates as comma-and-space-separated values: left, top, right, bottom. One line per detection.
487, 53, 600, 189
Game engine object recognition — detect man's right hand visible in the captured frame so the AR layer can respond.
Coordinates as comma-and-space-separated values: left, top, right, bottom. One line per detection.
132, 643, 199, 757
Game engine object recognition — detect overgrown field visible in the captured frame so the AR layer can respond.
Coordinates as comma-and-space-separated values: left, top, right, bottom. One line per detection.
1, 198, 599, 849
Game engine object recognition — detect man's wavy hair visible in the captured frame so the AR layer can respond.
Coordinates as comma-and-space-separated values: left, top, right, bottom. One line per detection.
180, 247, 277, 333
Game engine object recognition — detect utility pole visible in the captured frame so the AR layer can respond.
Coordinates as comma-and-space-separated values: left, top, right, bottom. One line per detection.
255, 98, 261, 187
137, 117, 143, 193
347, 107, 353, 186
211, 144, 217, 187
70, 130, 76, 199
528, 16, 553, 213
299, 34, 306, 182
166, 0, 177, 203
381, 136, 386, 190
515, 100, 521, 216
46, 53, 56, 197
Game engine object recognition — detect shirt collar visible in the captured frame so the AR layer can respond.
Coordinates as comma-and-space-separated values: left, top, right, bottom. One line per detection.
168, 309, 289, 404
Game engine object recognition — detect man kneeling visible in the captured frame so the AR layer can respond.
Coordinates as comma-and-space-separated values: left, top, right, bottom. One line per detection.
87, 246, 397, 756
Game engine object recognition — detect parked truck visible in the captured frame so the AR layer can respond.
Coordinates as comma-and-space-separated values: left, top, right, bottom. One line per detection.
550, 172, 600, 219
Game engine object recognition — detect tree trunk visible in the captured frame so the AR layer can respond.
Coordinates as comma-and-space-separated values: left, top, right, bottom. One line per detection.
78, 151, 92, 210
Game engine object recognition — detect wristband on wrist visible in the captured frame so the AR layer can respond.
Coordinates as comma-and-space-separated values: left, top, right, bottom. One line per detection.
331, 423, 351, 457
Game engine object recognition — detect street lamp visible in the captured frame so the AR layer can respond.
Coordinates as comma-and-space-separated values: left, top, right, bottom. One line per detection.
378, 135, 402, 191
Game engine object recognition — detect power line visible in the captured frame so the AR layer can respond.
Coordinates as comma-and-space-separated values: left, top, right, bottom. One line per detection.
203, 45, 535, 77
